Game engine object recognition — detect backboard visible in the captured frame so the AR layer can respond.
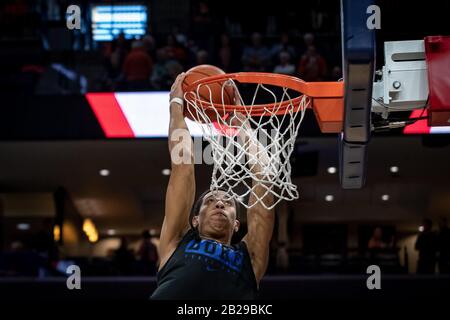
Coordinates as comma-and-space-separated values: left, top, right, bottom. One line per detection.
339, 0, 376, 189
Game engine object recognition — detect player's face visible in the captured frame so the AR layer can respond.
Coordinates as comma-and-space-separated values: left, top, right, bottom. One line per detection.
374, 228, 383, 239
197, 190, 238, 235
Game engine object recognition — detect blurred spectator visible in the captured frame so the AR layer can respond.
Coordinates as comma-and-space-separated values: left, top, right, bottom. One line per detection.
311, 3, 330, 31
10, 240, 25, 253
217, 33, 232, 72
331, 65, 343, 81
297, 32, 315, 62
137, 230, 159, 275
415, 219, 437, 274
142, 34, 156, 60
172, 25, 188, 47
149, 49, 183, 90
2, 240, 43, 276
303, 32, 315, 49
166, 60, 184, 86
113, 237, 134, 275
297, 45, 327, 81
437, 217, 450, 274
151, 48, 171, 90
109, 32, 128, 79
270, 32, 297, 66
196, 50, 209, 65
164, 34, 187, 66
192, 1, 214, 51
33, 218, 59, 272
185, 39, 200, 69
3, 218, 61, 276
121, 40, 153, 90
273, 51, 296, 75
368, 227, 392, 250
242, 32, 270, 72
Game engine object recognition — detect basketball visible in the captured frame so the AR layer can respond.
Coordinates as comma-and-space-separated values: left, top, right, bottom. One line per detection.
182, 64, 235, 121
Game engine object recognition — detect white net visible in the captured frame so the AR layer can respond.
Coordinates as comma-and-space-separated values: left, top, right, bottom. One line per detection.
184, 78, 309, 210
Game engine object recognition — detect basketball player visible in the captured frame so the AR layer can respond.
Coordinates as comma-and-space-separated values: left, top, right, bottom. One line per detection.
151, 73, 275, 299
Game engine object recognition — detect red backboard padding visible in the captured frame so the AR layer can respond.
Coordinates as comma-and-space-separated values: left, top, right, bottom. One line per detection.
425, 36, 450, 126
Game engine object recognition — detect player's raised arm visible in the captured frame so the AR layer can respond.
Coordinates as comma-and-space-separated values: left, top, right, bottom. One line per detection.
232, 113, 275, 284
158, 73, 196, 269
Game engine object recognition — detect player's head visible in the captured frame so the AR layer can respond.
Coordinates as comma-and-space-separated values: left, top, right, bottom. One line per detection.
251, 32, 263, 46
373, 227, 383, 240
279, 51, 291, 64
190, 189, 240, 241
306, 45, 317, 56
422, 218, 433, 232
142, 229, 151, 239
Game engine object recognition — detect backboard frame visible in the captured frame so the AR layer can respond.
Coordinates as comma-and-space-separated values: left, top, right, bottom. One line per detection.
339, 0, 376, 189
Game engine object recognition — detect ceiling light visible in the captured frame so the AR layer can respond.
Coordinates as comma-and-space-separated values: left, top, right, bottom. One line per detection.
17, 223, 30, 231
418, 226, 424, 232
53, 225, 61, 242
389, 166, 399, 174
99, 169, 110, 176
327, 167, 337, 174
381, 194, 390, 201
83, 218, 99, 243
325, 195, 334, 202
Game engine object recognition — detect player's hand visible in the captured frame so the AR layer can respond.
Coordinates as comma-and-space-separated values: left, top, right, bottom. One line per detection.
170, 72, 186, 103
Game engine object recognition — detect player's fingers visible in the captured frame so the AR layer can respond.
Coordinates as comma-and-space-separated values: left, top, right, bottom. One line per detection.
171, 72, 182, 87
171, 73, 184, 92
175, 72, 185, 84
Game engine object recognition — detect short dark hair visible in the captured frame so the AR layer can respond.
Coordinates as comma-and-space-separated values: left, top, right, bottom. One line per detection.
142, 230, 151, 239
423, 218, 433, 228
189, 189, 239, 228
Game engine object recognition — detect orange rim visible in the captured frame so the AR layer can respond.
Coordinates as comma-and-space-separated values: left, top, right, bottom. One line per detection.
184, 72, 344, 116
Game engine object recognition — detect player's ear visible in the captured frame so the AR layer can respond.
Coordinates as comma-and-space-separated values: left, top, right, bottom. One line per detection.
233, 219, 240, 233
192, 215, 199, 228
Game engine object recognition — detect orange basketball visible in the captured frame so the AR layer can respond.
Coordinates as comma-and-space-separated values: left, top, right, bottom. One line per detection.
182, 64, 235, 121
